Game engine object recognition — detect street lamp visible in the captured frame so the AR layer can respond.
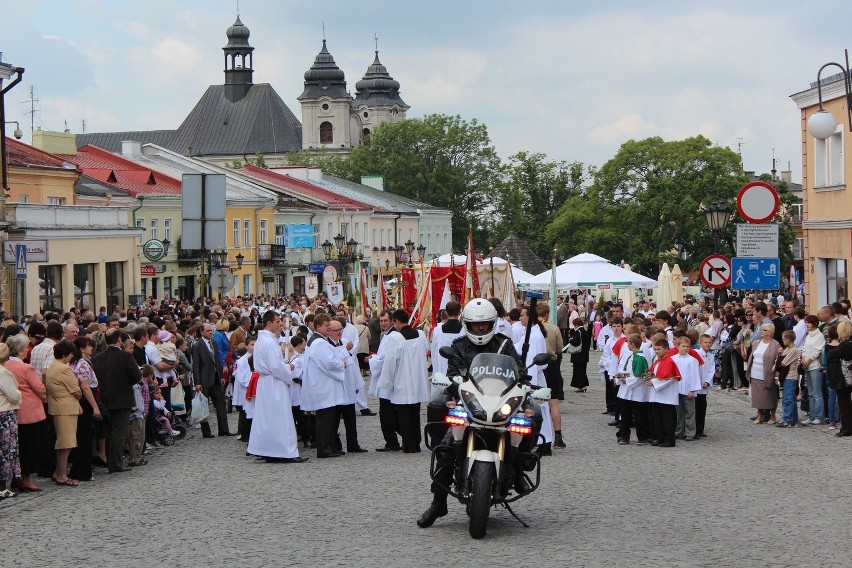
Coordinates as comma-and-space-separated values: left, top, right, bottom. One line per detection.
806, 49, 852, 140
385, 258, 391, 271
333, 233, 345, 252
393, 245, 403, 265
704, 202, 732, 307
416, 243, 426, 262
235, 252, 245, 268
162, 238, 171, 256
321, 239, 333, 260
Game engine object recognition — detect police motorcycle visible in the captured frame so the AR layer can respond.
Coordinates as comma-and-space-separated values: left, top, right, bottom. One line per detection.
428, 348, 552, 539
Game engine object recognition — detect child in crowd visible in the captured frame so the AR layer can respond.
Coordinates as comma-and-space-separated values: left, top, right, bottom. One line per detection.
673, 336, 702, 441
232, 341, 253, 442
152, 387, 180, 436
777, 330, 801, 428
615, 333, 651, 445
647, 338, 681, 447
288, 335, 312, 448
592, 312, 603, 351
695, 334, 715, 438
128, 365, 153, 466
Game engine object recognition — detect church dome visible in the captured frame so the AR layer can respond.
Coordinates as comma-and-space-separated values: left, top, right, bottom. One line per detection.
355, 51, 401, 94
225, 15, 251, 48
303, 40, 346, 83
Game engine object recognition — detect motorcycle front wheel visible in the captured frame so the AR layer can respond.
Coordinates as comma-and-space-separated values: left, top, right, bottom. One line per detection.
468, 460, 494, 539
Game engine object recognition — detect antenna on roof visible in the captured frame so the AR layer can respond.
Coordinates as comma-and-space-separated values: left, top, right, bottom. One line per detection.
322, 21, 326, 41
81, 119, 86, 134
236, 0, 240, 16
374, 34, 379, 52
21, 85, 40, 134
64, 119, 70, 133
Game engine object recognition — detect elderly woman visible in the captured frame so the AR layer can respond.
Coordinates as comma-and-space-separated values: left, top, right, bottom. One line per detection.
746, 323, 782, 424
801, 315, 827, 425
5, 334, 46, 492
45, 339, 82, 487
69, 336, 101, 482
826, 320, 852, 437
0, 342, 22, 498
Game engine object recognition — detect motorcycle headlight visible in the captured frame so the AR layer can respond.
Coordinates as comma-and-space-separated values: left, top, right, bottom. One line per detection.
460, 390, 487, 421
492, 396, 524, 422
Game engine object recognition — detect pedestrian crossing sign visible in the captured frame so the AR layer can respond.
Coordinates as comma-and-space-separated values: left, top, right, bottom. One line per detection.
731, 257, 779, 290
15, 244, 27, 280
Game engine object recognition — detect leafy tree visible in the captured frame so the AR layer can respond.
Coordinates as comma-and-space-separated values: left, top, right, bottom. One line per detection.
253, 152, 267, 168
548, 135, 745, 275
496, 152, 590, 259
297, 114, 504, 250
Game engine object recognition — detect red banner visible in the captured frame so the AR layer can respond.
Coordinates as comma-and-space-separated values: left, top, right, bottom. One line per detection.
401, 268, 418, 311
428, 266, 466, 325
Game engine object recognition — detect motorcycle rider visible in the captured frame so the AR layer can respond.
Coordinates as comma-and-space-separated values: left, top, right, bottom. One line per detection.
417, 298, 540, 528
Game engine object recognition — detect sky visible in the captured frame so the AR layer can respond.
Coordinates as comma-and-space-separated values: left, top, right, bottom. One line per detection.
3, 0, 851, 182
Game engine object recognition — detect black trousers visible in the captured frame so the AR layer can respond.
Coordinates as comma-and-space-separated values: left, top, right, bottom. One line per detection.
604, 372, 617, 413
695, 393, 708, 436
336, 403, 360, 450
315, 406, 339, 455
200, 382, 229, 436
650, 402, 677, 445
69, 397, 94, 481
395, 402, 421, 452
616, 399, 650, 442
106, 407, 131, 472
379, 397, 401, 449
237, 406, 250, 441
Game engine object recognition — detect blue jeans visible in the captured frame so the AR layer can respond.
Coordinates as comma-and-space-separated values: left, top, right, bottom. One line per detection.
828, 387, 840, 424
806, 369, 825, 421
782, 379, 799, 425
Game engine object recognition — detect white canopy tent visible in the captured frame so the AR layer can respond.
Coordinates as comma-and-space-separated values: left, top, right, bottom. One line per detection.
527, 253, 658, 290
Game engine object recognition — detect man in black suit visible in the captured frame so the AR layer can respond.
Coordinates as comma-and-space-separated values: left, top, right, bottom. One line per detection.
92, 329, 142, 473
191, 323, 234, 437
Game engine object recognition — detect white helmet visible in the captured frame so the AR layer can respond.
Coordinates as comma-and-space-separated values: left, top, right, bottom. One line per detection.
462, 298, 498, 346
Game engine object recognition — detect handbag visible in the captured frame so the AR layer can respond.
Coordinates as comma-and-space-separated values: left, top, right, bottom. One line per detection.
842, 359, 852, 388
563, 330, 582, 354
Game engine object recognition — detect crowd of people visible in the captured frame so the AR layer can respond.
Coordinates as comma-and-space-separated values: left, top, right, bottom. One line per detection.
0, 289, 848, 503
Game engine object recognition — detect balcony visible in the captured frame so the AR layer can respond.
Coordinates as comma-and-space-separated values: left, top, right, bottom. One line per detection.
257, 244, 286, 266
178, 248, 202, 268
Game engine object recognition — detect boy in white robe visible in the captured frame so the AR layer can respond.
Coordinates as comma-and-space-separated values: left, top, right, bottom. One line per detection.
672, 337, 702, 441
696, 334, 715, 438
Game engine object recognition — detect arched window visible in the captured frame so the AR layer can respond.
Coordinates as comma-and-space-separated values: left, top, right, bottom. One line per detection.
362, 128, 371, 146
319, 121, 333, 144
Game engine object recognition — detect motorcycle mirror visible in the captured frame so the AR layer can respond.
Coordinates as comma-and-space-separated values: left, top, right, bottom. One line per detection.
530, 353, 551, 367
452, 376, 463, 385
438, 346, 455, 360
431, 372, 452, 388
530, 387, 552, 401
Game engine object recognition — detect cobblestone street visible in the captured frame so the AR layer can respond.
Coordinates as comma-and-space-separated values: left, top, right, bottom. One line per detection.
2, 353, 850, 567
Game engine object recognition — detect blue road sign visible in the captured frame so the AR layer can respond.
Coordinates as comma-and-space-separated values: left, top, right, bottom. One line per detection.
731, 257, 780, 290
15, 244, 27, 280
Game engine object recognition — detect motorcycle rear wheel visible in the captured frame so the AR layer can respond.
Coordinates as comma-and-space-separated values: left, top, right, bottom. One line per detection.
468, 461, 494, 539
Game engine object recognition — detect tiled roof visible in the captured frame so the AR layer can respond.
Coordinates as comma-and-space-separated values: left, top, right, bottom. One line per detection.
6, 137, 77, 171
238, 164, 373, 211
59, 145, 181, 196
76, 175, 131, 199
491, 231, 548, 275
75, 130, 175, 153
316, 174, 449, 214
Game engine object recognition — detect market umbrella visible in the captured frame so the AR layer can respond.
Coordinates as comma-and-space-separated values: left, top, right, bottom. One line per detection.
670, 264, 684, 305
528, 253, 658, 290
619, 263, 637, 314
656, 263, 673, 313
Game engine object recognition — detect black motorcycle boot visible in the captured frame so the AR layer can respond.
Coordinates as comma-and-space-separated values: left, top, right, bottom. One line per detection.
416, 499, 448, 528
537, 442, 552, 457
553, 432, 566, 449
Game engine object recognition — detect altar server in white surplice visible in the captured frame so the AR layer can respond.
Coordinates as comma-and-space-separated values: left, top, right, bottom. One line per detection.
247, 312, 308, 463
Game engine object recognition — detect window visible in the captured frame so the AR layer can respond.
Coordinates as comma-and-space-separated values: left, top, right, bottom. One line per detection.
409, 228, 413, 241
363, 222, 369, 245
150, 218, 159, 241
163, 277, 173, 300
18, 195, 28, 203
826, 258, 847, 304
372, 229, 377, 248
313, 224, 321, 249
260, 219, 268, 245
136, 218, 145, 243
243, 274, 252, 296
320, 121, 333, 144
74, 263, 95, 310
340, 223, 348, 239
164, 218, 172, 242
354, 223, 360, 244
380, 229, 385, 247
244, 219, 252, 247
48, 197, 65, 205
792, 238, 804, 261
275, 224, 285, 246
233, 219, 240, 247
105, 262, 124, 312
815, 128, 844, 188
363, 128, 371, 146
39, 265, 63, 312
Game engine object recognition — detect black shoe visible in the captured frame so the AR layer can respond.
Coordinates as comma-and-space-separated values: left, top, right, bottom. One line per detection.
265, 456, 309, 463
202, 433, 215, 439
360, 409, 377, 416
402, 447, 421, 453
658, 441, 676, 447
537, 443, 552, 457
376, 446, 401, 452
602, 410, 614, 415
347, 446, 369, 453
317, 451, 344, 458
649, 440, 660, 446
416, 501, 448, 528
514, 475, 531, 494
608, 421, 620, 427
219, 432, 239, 437
553, 433, 566, 448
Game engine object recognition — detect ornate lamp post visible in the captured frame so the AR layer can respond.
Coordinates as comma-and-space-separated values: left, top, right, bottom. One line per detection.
806, 49, 852, 140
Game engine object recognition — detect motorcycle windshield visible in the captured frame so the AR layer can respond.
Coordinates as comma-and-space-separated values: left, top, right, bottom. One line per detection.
468, 353, 519, 395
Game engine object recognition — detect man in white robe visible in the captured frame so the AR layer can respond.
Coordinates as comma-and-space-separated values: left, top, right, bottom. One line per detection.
430, 300, 465, 377
304, 313, 349, 458
377, 309, 429, 452
367, 310, 401, 451
247, 311, 308, 463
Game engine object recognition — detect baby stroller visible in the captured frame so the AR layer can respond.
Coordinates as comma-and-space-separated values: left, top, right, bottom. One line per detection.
155, 418, 186, 446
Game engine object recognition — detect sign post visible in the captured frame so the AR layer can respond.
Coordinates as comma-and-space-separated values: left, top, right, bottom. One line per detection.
733, 181, 782, 295
14, 244, 26, 320
731, 257, 781, 290
699, 254, 731, 289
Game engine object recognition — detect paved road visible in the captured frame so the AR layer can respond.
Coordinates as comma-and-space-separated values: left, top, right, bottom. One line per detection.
2, 352, 851, 567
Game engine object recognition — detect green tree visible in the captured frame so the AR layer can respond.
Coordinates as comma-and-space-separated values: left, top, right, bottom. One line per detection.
304, 114, 504, 250
496, 152, 590, 259
549, 135, 746, 275
253, 152, 267, 168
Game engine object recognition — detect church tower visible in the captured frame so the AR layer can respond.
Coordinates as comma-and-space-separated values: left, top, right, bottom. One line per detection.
223, 15, 254, 102
353, 50, 409, 145
298, 40, 356, 151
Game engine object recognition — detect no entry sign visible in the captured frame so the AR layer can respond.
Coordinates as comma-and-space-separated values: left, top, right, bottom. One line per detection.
737, 181, 779, 224
700, 254, 732, 289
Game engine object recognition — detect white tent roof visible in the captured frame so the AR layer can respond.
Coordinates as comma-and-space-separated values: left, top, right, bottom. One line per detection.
528, 253, 658, 290
431, 254, 510, 266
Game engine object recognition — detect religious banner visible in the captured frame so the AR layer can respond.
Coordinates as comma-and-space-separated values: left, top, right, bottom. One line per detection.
401, 267, 418, 311
427, 266, 466, 326
305, 274, 319, 299
325, 282, 344, 305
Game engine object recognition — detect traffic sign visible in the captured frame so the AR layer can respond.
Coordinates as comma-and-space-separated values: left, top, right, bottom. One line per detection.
700, 254, 731, 289
736, 181, 779, 224
736, 223, 779, 258
15, 244, 27, 280
731, 257, 780, 290
211, 268, 236, 296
